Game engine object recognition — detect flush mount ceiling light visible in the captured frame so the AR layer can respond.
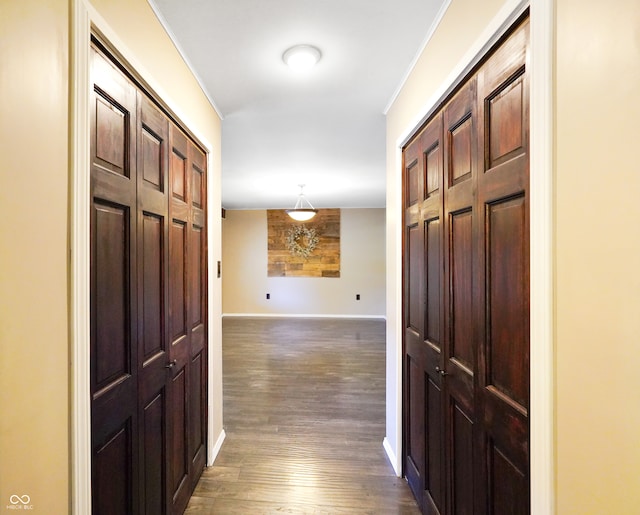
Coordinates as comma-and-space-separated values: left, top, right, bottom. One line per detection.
285, 184, 318, 221
282, 44, 322, 72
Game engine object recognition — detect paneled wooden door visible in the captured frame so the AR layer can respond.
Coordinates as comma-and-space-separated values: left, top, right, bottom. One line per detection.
90, 42, 207, 515
167, 120, 209, 515
402, 16, 529, 515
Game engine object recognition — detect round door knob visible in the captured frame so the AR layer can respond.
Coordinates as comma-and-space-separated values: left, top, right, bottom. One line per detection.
435, 366, 448, 377
165, 360, 177, 369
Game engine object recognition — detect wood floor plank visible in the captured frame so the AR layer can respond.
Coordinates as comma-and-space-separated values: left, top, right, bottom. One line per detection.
185, 317, 419, 514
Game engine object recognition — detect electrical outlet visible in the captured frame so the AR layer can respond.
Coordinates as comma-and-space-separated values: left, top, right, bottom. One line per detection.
266, 293, 270, 300
356, 294, 360, 300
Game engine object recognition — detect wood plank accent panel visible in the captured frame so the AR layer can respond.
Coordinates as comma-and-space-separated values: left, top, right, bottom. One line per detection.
267, 209, 340, 277
402, 15, 529, 515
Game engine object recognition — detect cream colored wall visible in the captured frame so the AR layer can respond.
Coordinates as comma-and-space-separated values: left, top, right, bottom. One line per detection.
222, 209, 386, 317
0, 1, 70, 512
0, 0, 222, 512
555, 0, 640, 512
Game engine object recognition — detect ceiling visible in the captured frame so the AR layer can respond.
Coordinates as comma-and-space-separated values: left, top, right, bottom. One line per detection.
150, 0, 448, 209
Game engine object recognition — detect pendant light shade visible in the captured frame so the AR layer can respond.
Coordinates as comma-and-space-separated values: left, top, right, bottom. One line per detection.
286, 185, 317, 221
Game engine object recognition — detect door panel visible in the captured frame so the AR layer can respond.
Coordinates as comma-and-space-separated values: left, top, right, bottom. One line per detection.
137, 96, 170, 514
188, 156, 207, 478
489, 441, 528, 515
487, 79, 525, 167
141, 127, 163, 190
141, 213, 163, 360
93, 202, 130, 390
402, 16, 529, 515
90, 45, 140, 515
425, 375, 443, 512
487, 195, 528, 407
443, 80, 477, 515
405, 347, 425, 499
170, 367, 189, 494
424, 218, 441, 344
189, 351, 207, 472
143, 393, 165, 515
407, 223, 423, 336
405, 222, 425, 504
94, 422, 134, 515
451, 403, 473, 515
170, 220, 188, 343
420, 115, 445, 515
449, 209, 473, 371
168, 124, 191, 514
190, 226, 203, 329
404, 134, 424, 506
91, 41, 207, 515
403, 113, 445, 515
475, 19, 530, 512
167, 126, 208, 514
449, 115, 472, 186
95, 97, 127, 175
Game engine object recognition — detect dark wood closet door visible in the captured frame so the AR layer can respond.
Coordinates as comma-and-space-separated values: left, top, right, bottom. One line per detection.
91, 42, 208, 515
90, 46, 140, 515
403, 116, 425, 509
475, 19, 530, 515
442, 80, 477, 515
404, 112, 446, 515
187, 142, 208, 488
402, 15, 529, 515
137, 95, 171, 514
167, 125, 208, 515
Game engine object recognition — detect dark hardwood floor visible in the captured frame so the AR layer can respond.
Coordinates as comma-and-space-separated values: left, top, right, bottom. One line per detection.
185, 317, 419, 514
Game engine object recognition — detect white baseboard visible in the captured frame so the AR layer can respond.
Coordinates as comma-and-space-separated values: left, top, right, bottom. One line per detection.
207, 429, 226, 466
383, 437, 401, 477
222, 313, 385, 320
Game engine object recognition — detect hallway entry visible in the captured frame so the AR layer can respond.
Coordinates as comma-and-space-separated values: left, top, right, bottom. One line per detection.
186, 317, 419, 513
402, 15, 530, 514
90, 39, 208, 514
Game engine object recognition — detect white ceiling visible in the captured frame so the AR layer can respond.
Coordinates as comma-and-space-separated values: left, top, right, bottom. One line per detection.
150, 0, 448, 209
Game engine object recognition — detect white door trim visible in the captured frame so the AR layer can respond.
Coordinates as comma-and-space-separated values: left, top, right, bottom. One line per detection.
69, 2, 91, 513
388, 1, 554, 512
70, 1, 223, 512
529, 0, 555, 512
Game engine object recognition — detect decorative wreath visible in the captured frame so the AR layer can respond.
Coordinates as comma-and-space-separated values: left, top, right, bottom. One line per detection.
285, 225, 319, 259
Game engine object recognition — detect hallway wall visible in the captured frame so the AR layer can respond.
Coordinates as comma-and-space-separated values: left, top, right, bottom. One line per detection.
0, 0, 222, 512
0, 2, 70, 512
554, 0, 640, 512
222, 209, 386, 317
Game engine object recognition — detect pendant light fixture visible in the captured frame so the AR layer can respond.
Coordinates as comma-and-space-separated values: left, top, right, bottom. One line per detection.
286, 184, 317, 221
